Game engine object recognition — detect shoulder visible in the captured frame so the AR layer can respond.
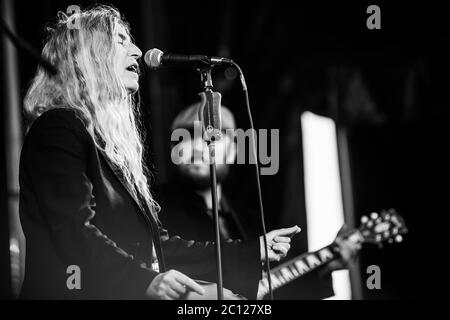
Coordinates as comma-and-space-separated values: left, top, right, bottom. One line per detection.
22, 108, 95, 158
29, 108, 88, 131
26, 108, 91, 140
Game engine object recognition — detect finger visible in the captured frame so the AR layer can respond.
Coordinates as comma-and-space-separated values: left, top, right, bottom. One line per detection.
336, 238, 359, 253
272, 243, 290, 255
337, 224, 353, 240
174, 272, 205, 295
349, 244, 361, 254
339, 224, 349, 233
272, 226, 301, 238
161, 293, 175, 300
166, 287, 181, 300
269, 252, 281, 262
167, 278, 187, 295
343, 241, 360, 255
226, 294, 242, 300
336, 242, 350, 256
274, 236, 291, 243
273, 242, 291, 250
223, 289, 242, 300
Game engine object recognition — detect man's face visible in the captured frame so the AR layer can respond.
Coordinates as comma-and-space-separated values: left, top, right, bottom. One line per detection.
113, 23, 142, 93
175, 128, 236, 188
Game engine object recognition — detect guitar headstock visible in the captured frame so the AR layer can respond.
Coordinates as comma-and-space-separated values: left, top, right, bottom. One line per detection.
359, 209, 408, 246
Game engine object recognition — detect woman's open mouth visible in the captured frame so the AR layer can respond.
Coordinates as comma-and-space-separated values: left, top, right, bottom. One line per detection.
126, 64, 138, 74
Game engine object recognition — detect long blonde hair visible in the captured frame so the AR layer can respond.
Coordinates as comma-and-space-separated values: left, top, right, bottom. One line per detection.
24, 5, 160, 215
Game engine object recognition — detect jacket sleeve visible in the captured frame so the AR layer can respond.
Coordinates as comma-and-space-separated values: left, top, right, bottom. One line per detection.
21, 111, 158, 298
159, 226, 262, 300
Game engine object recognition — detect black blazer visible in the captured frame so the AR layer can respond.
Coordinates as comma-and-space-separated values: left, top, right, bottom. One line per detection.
19, 108, 261, 299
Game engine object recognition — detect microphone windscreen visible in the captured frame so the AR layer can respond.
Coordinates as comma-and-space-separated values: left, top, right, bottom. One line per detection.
144, 48, 163, 68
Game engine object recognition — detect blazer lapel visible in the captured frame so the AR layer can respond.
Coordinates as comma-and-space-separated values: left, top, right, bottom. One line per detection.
97, 148, 158, 233
97, 149, 166, 270
97, 149, 145, 213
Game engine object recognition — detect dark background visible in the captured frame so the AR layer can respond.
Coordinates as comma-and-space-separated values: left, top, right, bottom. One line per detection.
1, 0, 448, 299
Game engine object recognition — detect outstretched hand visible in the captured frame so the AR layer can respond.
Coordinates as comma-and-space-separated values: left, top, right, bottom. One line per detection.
260, 225, 301, 262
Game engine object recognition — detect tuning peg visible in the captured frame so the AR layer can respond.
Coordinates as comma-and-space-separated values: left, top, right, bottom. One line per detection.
361, 216, 369, 224
395, 235, 403, 243
370, 212, 379, 220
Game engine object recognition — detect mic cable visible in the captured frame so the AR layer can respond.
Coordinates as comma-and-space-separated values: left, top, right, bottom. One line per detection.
230, 61, 274, 301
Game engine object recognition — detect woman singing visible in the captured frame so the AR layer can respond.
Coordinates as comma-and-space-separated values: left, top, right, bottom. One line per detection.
19, 5, 299, 299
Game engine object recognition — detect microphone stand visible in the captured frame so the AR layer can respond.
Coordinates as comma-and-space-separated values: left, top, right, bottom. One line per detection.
197, 65, 224, 300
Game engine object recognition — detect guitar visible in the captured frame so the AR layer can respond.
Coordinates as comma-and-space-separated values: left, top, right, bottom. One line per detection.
257, 208, 408, 299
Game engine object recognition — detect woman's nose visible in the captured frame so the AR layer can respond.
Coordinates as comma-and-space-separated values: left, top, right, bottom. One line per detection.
129, 43, 142, 59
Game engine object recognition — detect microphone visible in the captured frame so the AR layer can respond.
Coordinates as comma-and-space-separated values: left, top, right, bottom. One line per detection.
144, 48, 233, 69
199, 91, 223, 143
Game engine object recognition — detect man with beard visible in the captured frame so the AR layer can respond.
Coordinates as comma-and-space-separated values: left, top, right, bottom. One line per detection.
157, 103, 252, 242
156, 102, 360, 299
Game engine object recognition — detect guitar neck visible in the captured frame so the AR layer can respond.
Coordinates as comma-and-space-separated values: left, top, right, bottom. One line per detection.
257, 209, 406, 298
258, 243, 339, 297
